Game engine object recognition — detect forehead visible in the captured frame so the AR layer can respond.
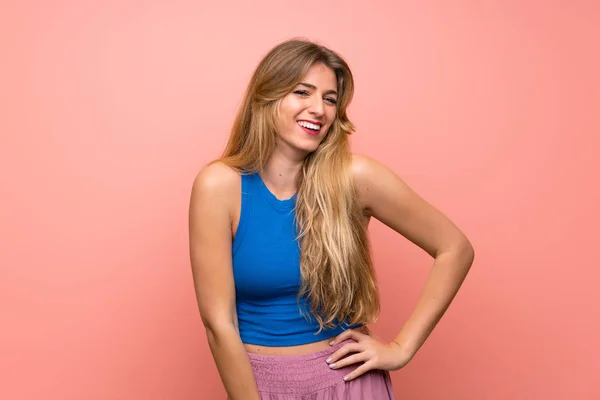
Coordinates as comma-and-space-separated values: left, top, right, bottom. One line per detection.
299, 63, 337, 92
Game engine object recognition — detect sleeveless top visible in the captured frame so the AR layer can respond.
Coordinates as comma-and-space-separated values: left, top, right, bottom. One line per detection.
232, 172, 360, 346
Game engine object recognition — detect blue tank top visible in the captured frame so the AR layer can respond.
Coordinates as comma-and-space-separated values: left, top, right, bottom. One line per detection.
232, 172, 359, 346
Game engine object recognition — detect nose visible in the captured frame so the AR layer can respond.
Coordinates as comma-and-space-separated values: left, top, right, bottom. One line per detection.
308, 96, 325, 117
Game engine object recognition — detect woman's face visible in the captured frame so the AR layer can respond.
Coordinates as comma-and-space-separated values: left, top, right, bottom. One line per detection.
274, 63, 339, 156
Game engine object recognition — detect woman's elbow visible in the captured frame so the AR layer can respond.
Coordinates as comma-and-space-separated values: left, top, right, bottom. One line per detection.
203, 316, 239, 342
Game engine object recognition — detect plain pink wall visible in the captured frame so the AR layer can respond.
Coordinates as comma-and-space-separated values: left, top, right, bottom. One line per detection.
1, 1, 598, 399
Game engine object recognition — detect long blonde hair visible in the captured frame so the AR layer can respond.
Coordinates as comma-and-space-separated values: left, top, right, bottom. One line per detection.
219, 39, 380, 331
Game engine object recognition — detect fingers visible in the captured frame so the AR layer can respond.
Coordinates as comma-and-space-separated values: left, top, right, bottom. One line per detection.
328, 352, 367, 370
326, 342, 363, 365
343, 360, 375, 382
330, 328, 368, 346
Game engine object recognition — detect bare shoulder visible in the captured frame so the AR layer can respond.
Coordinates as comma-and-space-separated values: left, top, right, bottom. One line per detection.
191, 161, 240, 211
350, 153, 379, 184
350, 153, 401, 211
192, 161, 239, 194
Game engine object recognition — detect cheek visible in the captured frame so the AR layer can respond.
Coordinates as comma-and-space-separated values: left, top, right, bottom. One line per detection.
274, 103, 290, 126
327, 106, 337, 120
278, 96, 301, 114
274, 112, 297, 137
276, 103, 298, 126
276, 112, 296, 132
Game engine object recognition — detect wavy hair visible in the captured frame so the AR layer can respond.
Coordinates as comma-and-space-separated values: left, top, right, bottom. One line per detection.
218, 39, 380, 332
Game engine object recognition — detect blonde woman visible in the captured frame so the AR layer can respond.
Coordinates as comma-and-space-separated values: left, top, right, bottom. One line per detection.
189, 39, 475, 399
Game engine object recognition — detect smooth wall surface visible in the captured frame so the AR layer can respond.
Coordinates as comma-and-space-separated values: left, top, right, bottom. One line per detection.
2, 1, 599, 399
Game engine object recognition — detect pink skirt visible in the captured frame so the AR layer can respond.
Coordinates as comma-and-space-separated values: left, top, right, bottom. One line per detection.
232, 339, 395, 399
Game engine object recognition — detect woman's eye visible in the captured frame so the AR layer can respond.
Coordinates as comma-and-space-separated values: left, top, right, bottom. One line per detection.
294, 90, 337, 105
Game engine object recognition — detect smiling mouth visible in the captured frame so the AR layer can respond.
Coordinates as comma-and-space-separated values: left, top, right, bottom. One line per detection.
297, 120, 322, 135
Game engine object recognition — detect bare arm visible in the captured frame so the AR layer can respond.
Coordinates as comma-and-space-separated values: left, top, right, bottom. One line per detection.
188, 162, 261, 400
353, 154, 475, 358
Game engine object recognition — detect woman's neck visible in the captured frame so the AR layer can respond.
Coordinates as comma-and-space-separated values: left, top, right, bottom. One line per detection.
261, 149, 305, 200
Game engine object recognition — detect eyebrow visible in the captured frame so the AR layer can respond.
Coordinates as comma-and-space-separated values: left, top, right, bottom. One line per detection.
298, 82, 338, 97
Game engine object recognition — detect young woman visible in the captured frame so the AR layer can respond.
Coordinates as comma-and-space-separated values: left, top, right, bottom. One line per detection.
189, 39, 475, 399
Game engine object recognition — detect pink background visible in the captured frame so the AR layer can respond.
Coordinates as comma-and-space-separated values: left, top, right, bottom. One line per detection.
2, 1, 599, 399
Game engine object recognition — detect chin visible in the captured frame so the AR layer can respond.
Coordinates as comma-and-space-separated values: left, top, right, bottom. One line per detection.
288, 145, 317, 156
297, 139, 323, 154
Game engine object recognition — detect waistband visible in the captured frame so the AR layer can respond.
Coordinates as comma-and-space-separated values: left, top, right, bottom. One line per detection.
246, 339, 357, 395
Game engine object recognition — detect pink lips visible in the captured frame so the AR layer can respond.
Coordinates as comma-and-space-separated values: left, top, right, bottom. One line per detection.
299, 125, 320, 136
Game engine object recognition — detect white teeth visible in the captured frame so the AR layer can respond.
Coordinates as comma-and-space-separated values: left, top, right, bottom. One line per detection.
298, 121, 321, 131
